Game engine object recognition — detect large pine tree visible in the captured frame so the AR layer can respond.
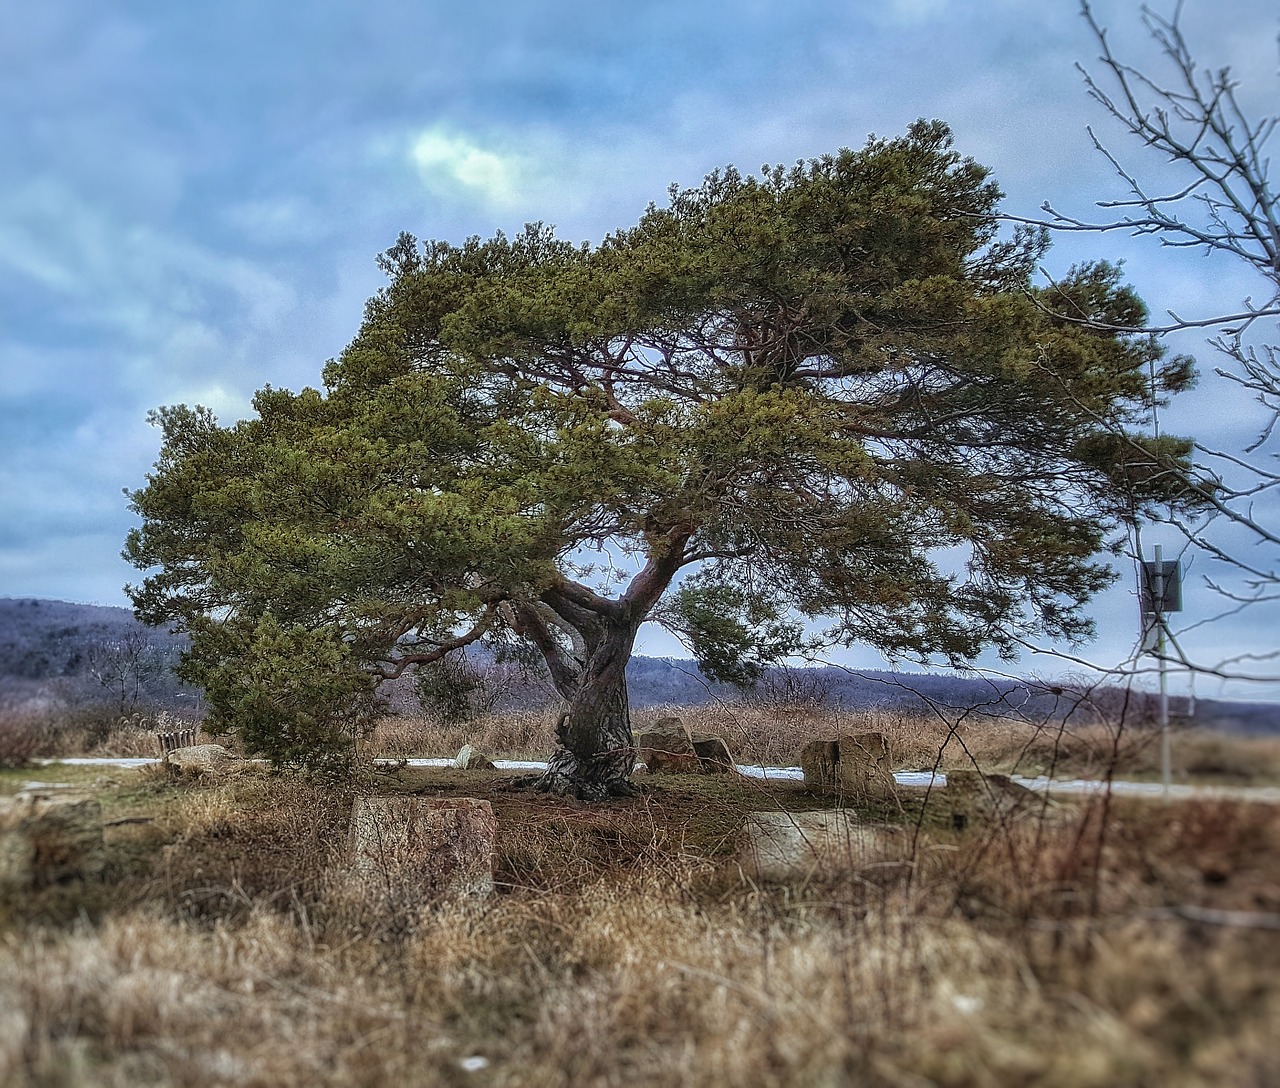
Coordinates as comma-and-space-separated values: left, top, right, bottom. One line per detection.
127, 121, 1195, 795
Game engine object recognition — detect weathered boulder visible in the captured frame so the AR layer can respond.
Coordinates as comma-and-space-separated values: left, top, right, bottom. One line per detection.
454, 744, 496, 771
635, 717, 702, 774
636, 718, 736, 775
650, 715, 690, 738
801, 733, 897, 799
943, 769, 1041, 830
690, 733, 735, 774
738, 810, 912, 880
166, 744, 240, 778
0, 791, 104, 891
348, 796, 496, 901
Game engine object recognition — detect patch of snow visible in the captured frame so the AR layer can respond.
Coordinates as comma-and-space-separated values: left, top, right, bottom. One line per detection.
736, 764, 804, 781
895, 771, 947, 788
37, 757, 158, 768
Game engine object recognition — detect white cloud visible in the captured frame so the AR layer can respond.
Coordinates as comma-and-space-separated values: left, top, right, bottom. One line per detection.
409, 126, 529, 209
172, 383, 255, 424
0, 179, 297, 345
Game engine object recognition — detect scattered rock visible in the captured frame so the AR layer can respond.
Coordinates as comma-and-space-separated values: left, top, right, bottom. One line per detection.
348, 796, 496, 902
738, 810, 912, 880
801, 733, 897, 799
635, 717, 700, 774
839, 732, 897, 798
641, 749, 704, 774
0, 792, 104, 891
166, 744, 240, 778
690, 733, 735, 774
636, 717, 736, 775
454, 744, 496, 771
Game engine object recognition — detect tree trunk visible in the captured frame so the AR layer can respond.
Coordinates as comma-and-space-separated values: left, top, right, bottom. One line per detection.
533, 622, 638, 800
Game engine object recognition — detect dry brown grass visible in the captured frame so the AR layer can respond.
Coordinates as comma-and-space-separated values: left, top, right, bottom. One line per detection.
0, 711, 46, 769
2, 762, 1279, 1086
668, 703, 1280, 786
0, 706, 215, 762
363, 701, 1280, 789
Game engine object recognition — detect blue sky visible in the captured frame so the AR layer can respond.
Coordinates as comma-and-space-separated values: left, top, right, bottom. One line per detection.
2, 0, 1277, 697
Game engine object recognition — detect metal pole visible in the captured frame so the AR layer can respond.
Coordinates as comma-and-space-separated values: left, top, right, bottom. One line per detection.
1154, 545, 1171, 798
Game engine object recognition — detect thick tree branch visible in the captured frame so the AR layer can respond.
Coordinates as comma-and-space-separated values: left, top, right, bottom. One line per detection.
373, 608, 498, 679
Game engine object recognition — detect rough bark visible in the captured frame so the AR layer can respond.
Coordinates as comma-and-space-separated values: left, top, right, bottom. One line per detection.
532, 622, 638, 800
519, 533, 690, 800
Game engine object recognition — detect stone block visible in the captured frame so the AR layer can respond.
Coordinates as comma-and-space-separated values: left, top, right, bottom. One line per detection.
738, 810, 910, 881
348, 796, 496, 901
642, 749, 704, 774
801, 734, 896, 799
690, 734, 735, 773
650, 715, 691, 739
0, 792, 104, 891
943, 770, 1040, 830
800, 739, 840, 790
838, 733, 896, 798
635, 717, 693, 752
636, 716, 700, 773
637, 721, 736, 775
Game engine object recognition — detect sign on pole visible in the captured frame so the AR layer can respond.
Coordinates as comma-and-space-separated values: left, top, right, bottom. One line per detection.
1139, 546, 1181, 799
1140, 559, 1182, 615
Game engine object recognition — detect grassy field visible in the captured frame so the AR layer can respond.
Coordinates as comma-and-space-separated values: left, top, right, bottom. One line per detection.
2, 707, 1279, 1086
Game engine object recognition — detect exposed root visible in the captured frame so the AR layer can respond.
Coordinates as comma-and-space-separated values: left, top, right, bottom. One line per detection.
505, 768, 640, 802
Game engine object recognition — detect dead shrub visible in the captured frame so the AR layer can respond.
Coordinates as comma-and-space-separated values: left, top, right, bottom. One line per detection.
0, 711, 48, 768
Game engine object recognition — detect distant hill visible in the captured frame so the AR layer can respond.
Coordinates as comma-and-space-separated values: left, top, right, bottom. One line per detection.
0, 597, 190, 710
622, 656, 1280, 735
0, 598, 150, 678
2, 598, 1277, 734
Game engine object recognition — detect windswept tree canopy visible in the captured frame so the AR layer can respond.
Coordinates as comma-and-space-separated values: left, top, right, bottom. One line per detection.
126, 121, 1195, 792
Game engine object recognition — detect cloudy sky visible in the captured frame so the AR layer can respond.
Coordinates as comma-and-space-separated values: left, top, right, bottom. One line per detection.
2, 0, 1277, 698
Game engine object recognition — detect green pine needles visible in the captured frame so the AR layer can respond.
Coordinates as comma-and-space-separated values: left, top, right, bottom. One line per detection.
126, 120, 1199, 794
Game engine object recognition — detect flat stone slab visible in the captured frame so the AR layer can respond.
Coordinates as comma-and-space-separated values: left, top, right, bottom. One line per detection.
738, 810, 911, 881
348, 796, 496, 902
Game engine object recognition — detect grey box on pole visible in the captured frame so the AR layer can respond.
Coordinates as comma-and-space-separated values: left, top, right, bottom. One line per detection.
1140, 559, 1182, 614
